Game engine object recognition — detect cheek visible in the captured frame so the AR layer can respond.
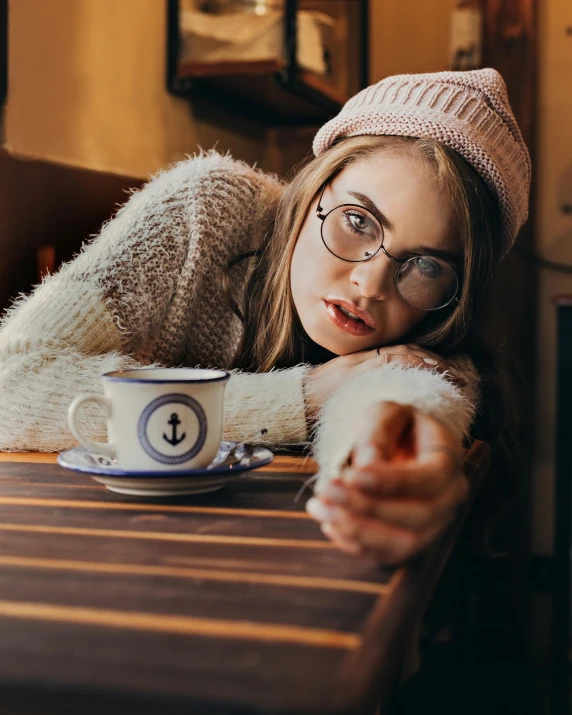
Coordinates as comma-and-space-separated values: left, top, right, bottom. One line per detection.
393, 297, 434, 342
291, 227, 346, 314
290, 238, 313, 305
291, 225, 320, 311
390, 304, 427, 337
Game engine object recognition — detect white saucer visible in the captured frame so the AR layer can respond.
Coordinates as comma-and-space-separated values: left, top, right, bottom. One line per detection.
57, 442, 274, 496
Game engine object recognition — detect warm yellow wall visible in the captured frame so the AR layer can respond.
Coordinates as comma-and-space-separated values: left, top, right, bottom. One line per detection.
5, 0, 271, 178
370, 0, 457, 81
533, 0, 572, 554
5, 0, 463, 180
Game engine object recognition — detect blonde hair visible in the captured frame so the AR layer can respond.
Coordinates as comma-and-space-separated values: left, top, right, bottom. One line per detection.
231, 135, 519, 555
232, 134, 502, 371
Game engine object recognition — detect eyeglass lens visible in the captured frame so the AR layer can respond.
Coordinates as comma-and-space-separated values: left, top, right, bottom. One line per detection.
321, 206, 459, 311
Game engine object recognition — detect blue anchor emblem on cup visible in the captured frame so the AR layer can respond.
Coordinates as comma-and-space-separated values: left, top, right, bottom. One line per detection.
163, 413, 186, 446
138, 394, 208, 466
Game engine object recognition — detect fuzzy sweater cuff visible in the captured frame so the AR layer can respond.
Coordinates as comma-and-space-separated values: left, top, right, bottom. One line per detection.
312, 362, 479, 483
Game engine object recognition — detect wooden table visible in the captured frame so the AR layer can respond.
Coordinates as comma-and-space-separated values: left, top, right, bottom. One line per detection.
0, 444, 489, 715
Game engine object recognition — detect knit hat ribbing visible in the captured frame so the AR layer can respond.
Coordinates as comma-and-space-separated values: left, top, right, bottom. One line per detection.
313, 68, 531, 257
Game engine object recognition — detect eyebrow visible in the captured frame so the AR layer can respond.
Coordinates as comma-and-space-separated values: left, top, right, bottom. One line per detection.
348, 191, 395, 232
407, 245, 462, 266
347, 190, 462, 266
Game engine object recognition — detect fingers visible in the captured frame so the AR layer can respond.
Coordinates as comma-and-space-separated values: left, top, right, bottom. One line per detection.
352, 401, 413, 463
307, 501, 445, 566
415, 411, 463, 465
314, 476, 467, 531
345, 412, 464, 497
310, 405, 468, 565
320, 522, 363, 556
341, 453, 457, 497
379, 352, 440, 371
403, 345, 469, 387
352, 517, 444, 565
375, 344, 446, 370
369, 344, 468, 387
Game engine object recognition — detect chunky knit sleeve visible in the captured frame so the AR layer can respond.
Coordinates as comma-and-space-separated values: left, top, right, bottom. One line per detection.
222, 366, 311, 447
0, 152, 286, 452
312, 356, 480, 484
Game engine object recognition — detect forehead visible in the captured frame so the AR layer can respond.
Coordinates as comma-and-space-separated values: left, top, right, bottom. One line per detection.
331, 152, 460, 253
333, 151, 439, 202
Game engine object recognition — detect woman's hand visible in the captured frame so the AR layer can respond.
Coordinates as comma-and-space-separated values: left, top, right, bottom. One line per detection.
304, 345, 467, 422
306, 401, 468, 565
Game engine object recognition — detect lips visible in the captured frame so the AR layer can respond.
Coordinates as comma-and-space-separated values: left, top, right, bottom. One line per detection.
324, 300, 376, 337
328, 299, 376, 328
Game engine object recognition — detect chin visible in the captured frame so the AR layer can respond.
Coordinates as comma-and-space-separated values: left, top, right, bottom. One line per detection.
310, 329, 370, 356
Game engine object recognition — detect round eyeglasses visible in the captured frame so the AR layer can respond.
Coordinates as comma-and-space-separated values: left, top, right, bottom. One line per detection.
316, 184, 461, 312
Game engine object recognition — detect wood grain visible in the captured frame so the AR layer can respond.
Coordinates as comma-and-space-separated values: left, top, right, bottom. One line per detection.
0, 451, 59, 463
0, 496, 313, 520
0, 600, 361, 649
0, 522, 334, 550
0, 555, 390, 595
0, 444, 490, 714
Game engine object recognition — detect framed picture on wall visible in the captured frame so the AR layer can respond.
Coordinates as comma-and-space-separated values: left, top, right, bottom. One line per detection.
166, 0, 369, 123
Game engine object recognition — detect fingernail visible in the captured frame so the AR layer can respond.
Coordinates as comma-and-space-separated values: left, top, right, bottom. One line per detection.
423, 358, 439, 366
319, 483, 347, 505
320, 522, 336, 538
321, 523, 363, 555
306, 497, 340, 522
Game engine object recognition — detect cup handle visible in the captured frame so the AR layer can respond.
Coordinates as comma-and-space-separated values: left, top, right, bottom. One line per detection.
67, 393, 116, 459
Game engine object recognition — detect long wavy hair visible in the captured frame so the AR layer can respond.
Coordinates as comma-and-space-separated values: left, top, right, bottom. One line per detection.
228, 134, 520, 554
232, 135, 503, 371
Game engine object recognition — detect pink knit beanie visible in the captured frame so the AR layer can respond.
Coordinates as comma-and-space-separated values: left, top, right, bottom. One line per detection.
313, 68, 531, 257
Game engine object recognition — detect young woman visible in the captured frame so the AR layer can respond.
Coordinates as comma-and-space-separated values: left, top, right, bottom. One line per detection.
0, 68, 531, 565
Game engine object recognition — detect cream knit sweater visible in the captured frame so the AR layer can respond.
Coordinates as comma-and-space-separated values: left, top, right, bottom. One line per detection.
0, 151, 479, 479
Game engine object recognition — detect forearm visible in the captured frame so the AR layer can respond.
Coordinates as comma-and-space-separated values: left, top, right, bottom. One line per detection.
223, 366, 311, 447
0, 338, 144, 452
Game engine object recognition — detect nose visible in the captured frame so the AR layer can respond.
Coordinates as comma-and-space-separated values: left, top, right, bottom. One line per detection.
349, 252, 396, 300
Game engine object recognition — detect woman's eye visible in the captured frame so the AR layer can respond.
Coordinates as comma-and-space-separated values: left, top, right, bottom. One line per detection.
412, 256, 442, 278
345, 211, 371, 233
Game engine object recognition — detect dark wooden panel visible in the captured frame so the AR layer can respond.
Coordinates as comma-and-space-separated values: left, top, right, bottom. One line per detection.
0, 457, 386, 714
0, 564, 378, 632
0, 462, 317, 511
0, 617, 350, 714
0, 150, 144, 315
0, 444, 490, 714
0, 502, 328, 543
482, 0, 537, 649
333, 442, 492, 713
0, 528, 396, 585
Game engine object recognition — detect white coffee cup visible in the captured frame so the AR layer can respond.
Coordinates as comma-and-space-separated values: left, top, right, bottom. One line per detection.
67, 368, 230, 471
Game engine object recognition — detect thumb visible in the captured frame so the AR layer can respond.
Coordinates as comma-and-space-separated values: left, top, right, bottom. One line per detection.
413, 411, 463, 467
351, 401, 414, 468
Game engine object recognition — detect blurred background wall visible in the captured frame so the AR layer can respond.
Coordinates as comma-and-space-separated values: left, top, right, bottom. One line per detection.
5, 0, 272, 176
0, 0, 297, 316
533, 0, 572, 558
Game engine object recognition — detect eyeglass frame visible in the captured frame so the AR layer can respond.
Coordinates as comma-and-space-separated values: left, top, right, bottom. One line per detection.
315, 182, 461, 312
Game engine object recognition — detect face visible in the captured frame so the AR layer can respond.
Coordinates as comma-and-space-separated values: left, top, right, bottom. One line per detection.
290, 151, 462, 355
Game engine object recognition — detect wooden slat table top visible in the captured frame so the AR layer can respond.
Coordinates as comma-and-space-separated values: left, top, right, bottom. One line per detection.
0, 444, 490, 715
